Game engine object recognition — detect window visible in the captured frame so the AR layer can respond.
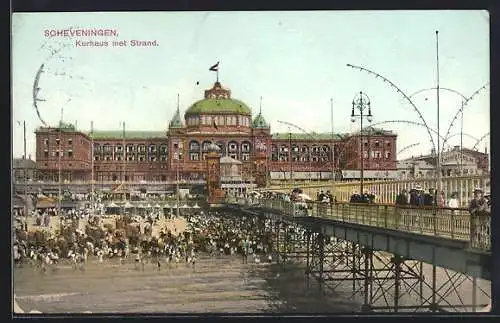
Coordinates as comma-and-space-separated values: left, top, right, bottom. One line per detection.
385, 151, 391, 159
68, 163, 72, 167
190, 153, 200, 161
160, 156, 167, 161
44, 150, 48, 158
202, 141, 212, 151
68, 138, 72, 145
374, 141, 380, 147
116, 155, 122, 161
43, 139, 48, 145
105, 156, 112, 161
149, 145, 157, 153
149, 156, 157, 162
189, 141, 200, 151
68, 150, 73, 158
229, 143, 238, 151
229, 154, 238, 160
56, 138, 60, 145
364, 151, 368, 158
139, 156, 145, 162
386, 141, 391, 147
115, 145, 123, 152
128, 156, 135, 162
127, 145, 135, 153
94, 156, 100, 161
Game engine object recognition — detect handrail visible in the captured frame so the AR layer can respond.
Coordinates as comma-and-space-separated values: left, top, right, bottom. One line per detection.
226, 198, 490, 252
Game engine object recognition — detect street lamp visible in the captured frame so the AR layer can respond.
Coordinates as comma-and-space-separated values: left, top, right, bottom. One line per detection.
350, 91, 373, 195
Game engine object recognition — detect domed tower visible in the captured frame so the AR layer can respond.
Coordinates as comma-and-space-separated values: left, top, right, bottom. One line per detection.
251, 97, 271, 187
184, 82, 253, 137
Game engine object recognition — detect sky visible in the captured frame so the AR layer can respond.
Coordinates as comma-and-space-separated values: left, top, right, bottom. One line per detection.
11, 10, 490, 161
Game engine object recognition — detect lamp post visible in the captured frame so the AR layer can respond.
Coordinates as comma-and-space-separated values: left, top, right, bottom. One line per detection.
350, 91, 373, 195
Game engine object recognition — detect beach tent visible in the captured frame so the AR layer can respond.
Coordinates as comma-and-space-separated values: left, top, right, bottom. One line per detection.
107, 202, 119, 208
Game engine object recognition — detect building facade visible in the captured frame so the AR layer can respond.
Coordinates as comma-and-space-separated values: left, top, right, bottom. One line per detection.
397, 146, 489, 179
12, 157, 37, 182
34, 81, 398, 186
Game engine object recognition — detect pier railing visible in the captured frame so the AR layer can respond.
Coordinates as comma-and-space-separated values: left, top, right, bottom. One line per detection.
225, 197, 490, 252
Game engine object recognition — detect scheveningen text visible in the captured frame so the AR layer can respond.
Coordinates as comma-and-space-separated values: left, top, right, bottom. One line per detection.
44, 29, 119, 38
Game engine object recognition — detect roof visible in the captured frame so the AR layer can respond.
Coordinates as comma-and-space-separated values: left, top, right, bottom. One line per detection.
185, 99, 252, 116
13, 158, 36, 169
112, 183, 131, 193
88, 130, 167, 140
271, 132, 343, 141
252, 113, 269, 129
169, 108, 184, 129
352, 126, 395, 136
220, 156, 243, 164
36, 122, 78, 134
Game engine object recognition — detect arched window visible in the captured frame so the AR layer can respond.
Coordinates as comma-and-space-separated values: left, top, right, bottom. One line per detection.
159, 144, 168, 154
241, 141, 251, 153
138, 144, 146, 153
215, 141, 226, 155
202, 141, 212, 151
228, 141, 239, 152
189, 140, 200, 151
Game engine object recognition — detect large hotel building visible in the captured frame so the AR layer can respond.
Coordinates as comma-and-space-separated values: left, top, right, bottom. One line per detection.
34, 81, 398, 187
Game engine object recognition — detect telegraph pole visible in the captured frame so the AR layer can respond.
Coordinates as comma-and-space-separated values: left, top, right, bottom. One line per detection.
436, 30, 442, 194
330, 98, 335, 184
91, 121, 94, 214
22, 121, 28, 233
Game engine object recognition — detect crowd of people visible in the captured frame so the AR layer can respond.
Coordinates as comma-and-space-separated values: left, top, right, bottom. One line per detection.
394, 185, 491, 216
12, 206, 294, 274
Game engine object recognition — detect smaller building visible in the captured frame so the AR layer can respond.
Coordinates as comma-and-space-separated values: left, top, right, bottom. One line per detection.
220, 156, 256, 195
13, 157, 37, 182
397, 146, 489, 179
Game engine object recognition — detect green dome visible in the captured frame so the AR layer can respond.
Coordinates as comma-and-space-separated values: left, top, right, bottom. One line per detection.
185, 99, 252, 116
252, 113, 269, 129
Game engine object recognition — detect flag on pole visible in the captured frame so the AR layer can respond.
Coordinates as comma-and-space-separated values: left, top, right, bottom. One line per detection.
209, 62, 219, 71
210, 62, 220, 82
